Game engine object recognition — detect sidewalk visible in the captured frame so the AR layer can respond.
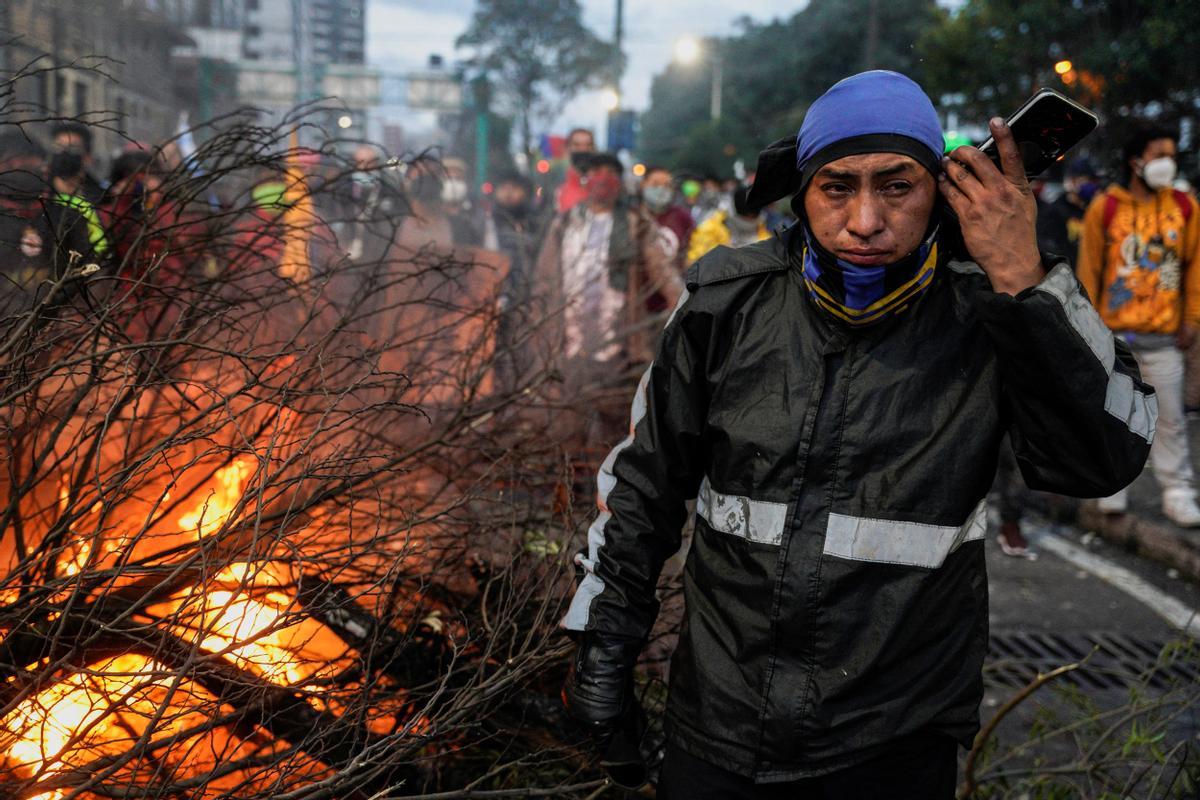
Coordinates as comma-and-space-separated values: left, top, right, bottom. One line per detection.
1030, 418, 1200, 583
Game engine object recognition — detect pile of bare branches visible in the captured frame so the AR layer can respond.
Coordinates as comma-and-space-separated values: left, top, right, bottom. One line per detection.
0, 66, 608, 798
960, 640, 1200, 799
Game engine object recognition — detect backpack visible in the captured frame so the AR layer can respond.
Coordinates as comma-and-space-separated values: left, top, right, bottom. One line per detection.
1102, 188, 1193, 230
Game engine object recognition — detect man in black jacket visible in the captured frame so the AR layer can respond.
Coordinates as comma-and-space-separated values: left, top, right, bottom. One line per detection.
560, 71, 1154, 798
486, 171, 544, 389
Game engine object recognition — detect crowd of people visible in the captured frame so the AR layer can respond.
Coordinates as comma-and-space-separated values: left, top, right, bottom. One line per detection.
987, 124, 1200, 555
3, 113, 1199, 549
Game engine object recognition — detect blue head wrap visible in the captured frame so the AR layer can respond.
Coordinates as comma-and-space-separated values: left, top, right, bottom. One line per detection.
790, 71, 946, 327
796, 70, 944, 188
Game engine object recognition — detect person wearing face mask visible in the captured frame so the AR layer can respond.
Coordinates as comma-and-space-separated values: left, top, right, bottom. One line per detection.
555, 127, 597, 213
46, 135, 109, 266
1037, 157, 1101, 267
486, 171, 542, 283
441, 156, 483, 247
50, 122, 106, 205
532, 151, 681, 449
397, 159, 454, 251
1077, 126, 1200, 527
483, 172, 544, 388
640, 165, 694, 270
341, 144, 406, 262
689, 174, 728, 224
0, 166, 95, 313
558, 71, 1152, 796
685, 183, 770, 265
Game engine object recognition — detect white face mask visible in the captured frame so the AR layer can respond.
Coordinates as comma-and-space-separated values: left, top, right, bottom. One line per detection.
1141, 157, 1177, 190
441, 178, 468, 205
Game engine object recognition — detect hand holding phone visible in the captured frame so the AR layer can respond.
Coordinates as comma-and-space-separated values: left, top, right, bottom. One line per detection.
978, 89, 1098, 178
940, 117, 1043, 295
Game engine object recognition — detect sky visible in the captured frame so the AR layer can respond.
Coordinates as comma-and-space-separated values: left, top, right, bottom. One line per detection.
366, 0, 806, 148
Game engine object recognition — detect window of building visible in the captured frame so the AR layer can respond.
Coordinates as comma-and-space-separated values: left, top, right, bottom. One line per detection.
245, 0, 258, 10
35, 72, 49, 112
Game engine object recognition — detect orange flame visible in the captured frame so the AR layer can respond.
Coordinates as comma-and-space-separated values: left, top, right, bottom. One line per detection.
154, 563, 350, 688
3, 655, 163, 792
57, 475, 91, 577
178, 457, 254, 537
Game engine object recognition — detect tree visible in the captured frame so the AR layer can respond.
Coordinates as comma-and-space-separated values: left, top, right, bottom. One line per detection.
918, 0, 1200, 172
456, 0, 621, 161
638, 0, 939, 175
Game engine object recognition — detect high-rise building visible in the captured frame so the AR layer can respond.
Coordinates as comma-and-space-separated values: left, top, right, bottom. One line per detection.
241, 0, 363, 65
157, 0, 376, 144
235, 0, 374, 142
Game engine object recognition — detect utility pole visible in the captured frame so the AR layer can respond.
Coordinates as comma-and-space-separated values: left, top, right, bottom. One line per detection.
612, 0, 623, 109
292, 0, 313, 140
710, 50, 722, 120
472, 75, 490, 193
863, 0, 880, 70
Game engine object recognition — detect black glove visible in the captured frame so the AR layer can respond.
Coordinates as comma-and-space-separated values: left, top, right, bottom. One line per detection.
562, 631, 648, 789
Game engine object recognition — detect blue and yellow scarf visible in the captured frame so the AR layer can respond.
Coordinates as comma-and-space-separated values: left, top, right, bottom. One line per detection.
799, 225, 939, 327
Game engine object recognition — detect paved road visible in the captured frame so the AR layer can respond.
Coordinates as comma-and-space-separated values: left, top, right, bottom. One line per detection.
987, 511, 1199, 639
975, 511, 1199, 796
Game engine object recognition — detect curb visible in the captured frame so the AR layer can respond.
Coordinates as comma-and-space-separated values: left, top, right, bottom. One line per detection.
1076, 503, 1200, 583
1027, 493, 1200, 583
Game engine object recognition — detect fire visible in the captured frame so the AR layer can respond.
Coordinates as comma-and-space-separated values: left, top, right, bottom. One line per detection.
57, 474, 91, 577
178, 457, 254, 537
3, 655, 164, 791
153, 563, 351, 688
192, 568, 312, 685
1, 557, 356, 796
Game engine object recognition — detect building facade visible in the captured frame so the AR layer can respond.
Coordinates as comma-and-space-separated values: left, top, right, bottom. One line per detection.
3, 0, 379, 161
4, 0, 192, 161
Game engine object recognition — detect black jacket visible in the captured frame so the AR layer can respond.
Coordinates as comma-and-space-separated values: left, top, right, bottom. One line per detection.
0, 199, 95, 313
562, 228, 1154, 780
1036, 192, 1088, 269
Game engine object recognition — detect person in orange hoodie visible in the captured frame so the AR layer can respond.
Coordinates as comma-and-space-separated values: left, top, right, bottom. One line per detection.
1077, 125, 1200, 526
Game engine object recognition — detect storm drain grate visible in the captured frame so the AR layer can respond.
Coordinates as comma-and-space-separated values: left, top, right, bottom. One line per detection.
986, 631, 1200, 691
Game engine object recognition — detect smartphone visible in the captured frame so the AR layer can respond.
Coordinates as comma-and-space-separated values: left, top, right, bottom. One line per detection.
978, 89, 1099, 178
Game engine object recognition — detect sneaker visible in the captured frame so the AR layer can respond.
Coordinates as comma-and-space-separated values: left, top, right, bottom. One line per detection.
998, 521, 1037, 559
1163, 491, 1200, 528
1096, 491, 1128, 514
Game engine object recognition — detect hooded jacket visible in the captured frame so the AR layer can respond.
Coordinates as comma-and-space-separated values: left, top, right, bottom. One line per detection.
687, 209, 770, 266
1076, 184, 1200, 335
562, 227, 1154, 780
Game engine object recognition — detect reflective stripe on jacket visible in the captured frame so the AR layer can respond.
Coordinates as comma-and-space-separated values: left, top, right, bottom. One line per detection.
53, 192, 108, 255
563, 227, 1155, 780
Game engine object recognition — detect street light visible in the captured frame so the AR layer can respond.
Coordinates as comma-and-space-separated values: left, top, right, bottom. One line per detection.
672, 35, 722, 121
601, 87, 621, 112
673, 36, 701, 65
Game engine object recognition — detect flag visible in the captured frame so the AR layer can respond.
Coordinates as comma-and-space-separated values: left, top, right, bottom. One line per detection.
539, 134, 566, 160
